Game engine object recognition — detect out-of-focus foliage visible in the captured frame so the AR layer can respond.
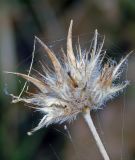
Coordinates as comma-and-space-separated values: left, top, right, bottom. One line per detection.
0, 0, 135, 160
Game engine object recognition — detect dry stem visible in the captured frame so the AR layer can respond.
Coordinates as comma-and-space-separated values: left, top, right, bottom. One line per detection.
83, 108, 110, 160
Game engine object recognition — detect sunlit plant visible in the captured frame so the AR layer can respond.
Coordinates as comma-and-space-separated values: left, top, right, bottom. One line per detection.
6, 20, 130, 160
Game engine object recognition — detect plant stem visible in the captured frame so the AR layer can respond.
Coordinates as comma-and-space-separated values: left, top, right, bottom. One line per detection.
83, 108, 110, 160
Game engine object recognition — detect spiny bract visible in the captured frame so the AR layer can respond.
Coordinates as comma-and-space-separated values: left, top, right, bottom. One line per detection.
9, 20, 129, 134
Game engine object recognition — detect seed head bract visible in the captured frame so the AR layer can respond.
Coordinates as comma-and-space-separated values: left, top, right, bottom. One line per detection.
7, 20, 130, 135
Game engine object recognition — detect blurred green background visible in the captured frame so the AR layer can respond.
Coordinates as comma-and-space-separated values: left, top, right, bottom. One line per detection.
0, 0, 135, 160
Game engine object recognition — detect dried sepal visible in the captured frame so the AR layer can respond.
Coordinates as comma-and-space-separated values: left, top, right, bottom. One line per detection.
67, 20, 76, 67
5, 71, 48, 92
35, 36, 63, 83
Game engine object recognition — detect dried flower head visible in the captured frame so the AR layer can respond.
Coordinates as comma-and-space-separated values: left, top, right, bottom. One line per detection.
7, 20, 129, 135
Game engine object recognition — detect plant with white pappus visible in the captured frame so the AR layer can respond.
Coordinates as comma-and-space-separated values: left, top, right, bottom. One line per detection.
7, 20, 130, 160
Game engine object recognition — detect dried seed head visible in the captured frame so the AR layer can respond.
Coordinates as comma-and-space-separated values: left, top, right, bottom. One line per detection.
8, 20, 130, 134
